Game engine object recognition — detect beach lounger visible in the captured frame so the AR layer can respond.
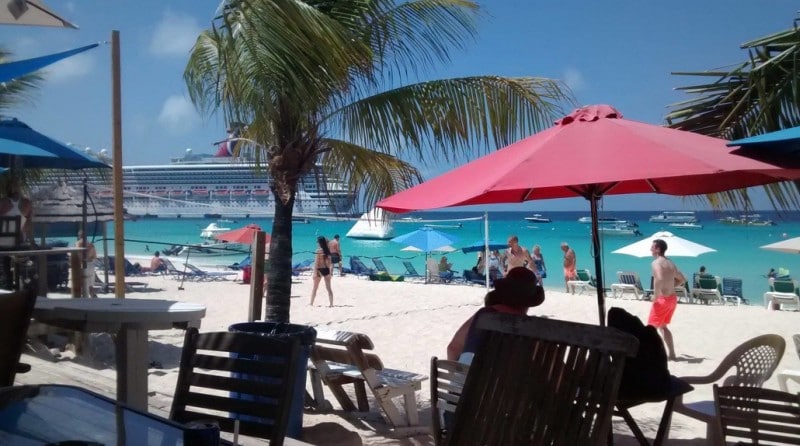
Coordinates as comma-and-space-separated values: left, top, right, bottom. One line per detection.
308, 329, 428, 435
764, 278, 800, 311
349, 256, 375, 277
183, 263, 238, 281
693, 275, 725, 305
610, 271, 647, 300
567, 268, 597, 295
777, 334, 800, 392
291, 259, 313, 276
372, 258, 391, 274
721, 277, 747, 305
401, 261, 424, 280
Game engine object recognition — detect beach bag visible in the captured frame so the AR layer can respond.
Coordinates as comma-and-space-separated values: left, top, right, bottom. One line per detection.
607, 307, 671, 401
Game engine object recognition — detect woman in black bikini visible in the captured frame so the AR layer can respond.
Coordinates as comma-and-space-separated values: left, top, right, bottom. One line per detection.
310, 236, 334, 307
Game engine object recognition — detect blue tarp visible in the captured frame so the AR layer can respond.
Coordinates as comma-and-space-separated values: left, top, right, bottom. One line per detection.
0, 43, 99, 83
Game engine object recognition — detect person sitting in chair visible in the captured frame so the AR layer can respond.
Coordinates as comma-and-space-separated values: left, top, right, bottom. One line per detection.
141, 251, 167, 273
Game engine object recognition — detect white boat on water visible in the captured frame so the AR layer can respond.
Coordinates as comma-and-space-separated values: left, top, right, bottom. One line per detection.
649, 211, 697, 223
199, 222, 231, 239
34, 141, 356, 219
578, 216, 628, 224
598, 224, 642, 236
719, 214, 777, 226
669, 222, 704, 230
523, 214, 551, 223
346, 208, 395, 239
424, 223, 463, 229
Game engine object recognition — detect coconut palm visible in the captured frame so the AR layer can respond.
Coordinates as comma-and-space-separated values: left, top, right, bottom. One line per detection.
0, 48, 43, 114
666, 19, 800, 209
185, 0, 572, 322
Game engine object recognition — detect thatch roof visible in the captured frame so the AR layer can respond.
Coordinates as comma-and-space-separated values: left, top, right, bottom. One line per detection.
31, 182, 114, 223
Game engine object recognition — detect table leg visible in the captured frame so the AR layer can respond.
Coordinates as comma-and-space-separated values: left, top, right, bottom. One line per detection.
116, 325, 149, 410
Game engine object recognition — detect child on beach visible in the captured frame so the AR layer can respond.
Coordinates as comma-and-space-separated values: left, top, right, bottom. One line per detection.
311, 236, 334, 307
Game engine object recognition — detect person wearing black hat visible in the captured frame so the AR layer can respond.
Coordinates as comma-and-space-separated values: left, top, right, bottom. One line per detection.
446, 267, 545, 363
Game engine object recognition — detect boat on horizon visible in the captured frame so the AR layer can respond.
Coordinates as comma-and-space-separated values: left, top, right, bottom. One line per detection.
523, 214, 551, 223
598, 223, 642, 236
578, 216, 628, 225
668, 222, 704, 230
34, 138, 356, 219
649, 211, 697, 223
719, 214, 777, 226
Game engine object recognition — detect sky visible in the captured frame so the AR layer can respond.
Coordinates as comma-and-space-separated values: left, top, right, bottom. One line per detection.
1, 1, 798, 211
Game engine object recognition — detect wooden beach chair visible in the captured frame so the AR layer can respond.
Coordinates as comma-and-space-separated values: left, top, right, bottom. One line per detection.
308, 329, 427, 435
714, 385, 800, 445
430, 357, 469, 446
444, 312, 638, 445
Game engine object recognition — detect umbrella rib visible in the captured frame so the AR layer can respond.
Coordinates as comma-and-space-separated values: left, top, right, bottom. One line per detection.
645, 179, 660, 193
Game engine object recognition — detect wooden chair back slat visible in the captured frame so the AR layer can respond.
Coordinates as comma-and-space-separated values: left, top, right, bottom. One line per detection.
715, 385, 800, 445
170, 328, 301, 445
445, 313, 638, 446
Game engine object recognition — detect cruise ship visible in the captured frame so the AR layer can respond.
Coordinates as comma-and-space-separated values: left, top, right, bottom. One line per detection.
38, 147, 356, 219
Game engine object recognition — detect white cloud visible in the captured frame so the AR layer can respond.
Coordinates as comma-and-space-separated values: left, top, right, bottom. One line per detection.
158, 95, 200, 134
44, 53, 94, 83
149, 11, 202, 58
563, 68, 586, 92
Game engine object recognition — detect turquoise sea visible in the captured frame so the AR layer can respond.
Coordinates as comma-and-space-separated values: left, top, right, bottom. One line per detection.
73, 210, 800, 306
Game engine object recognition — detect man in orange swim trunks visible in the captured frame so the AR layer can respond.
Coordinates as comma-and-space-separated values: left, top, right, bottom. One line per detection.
561, 242, 577, 293
649, 238, 686, 361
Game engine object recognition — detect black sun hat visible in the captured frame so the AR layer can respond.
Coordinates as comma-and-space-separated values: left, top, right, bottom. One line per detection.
492, 267, 545, 308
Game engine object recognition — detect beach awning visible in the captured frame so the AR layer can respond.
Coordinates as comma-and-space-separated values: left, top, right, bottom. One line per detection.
0, 44, 98, 82
0, 0, 77, 28
613, 231, 716, 258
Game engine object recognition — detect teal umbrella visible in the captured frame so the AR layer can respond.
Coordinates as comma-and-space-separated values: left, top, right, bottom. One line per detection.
391, 227, 459, 252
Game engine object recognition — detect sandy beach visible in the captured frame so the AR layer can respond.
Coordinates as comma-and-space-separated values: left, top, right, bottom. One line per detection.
19, 268, 800, 445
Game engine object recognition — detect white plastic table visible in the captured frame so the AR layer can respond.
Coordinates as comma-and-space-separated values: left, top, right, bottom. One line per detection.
32, 297, 206, 410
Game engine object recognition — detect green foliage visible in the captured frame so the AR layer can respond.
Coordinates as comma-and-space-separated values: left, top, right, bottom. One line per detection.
667, 16, 800, 210
185, 0, 574, 321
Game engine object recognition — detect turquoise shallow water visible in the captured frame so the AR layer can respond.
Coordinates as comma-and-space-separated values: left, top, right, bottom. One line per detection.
72, 210, 800, 305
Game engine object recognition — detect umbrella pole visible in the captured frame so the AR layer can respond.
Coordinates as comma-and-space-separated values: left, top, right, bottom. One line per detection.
590, 195, 606, 326
484, 212, 490, 290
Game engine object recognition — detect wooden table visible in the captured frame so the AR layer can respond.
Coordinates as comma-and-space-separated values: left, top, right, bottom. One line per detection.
0, 246, 85, 296
32, 297, 206, 410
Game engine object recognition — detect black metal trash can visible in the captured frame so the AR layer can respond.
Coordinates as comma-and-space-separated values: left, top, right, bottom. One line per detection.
228, 322, 316, 439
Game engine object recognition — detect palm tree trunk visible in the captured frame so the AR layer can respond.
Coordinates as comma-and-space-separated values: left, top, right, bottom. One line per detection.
264, 190, 294, 322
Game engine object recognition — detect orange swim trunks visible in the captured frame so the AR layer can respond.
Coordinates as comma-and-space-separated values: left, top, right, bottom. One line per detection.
564, 266, 577, 280
648, 294, 678, 327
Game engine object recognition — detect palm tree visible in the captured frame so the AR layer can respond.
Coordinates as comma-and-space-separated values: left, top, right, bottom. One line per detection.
0, 47, 43, 194
185, 0, 572, 322
666, 18, 800, 209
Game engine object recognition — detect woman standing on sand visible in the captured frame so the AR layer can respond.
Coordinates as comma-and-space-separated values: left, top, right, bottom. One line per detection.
310, 236, 334, 307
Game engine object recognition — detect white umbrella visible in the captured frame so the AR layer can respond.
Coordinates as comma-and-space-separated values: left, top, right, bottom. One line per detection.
760, 237, 800, 255
613, 231, 716, 258
401, 245, 456, 253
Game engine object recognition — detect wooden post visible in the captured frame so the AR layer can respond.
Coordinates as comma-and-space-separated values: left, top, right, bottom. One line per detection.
248, 231, 266, 321
111, 30, 125, 299
70, 251, 82, 297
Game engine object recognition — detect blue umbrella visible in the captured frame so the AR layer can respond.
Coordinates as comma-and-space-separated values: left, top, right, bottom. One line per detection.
461, 239, 507, 253
391, 227, 459, 252
0, 44, 98, 82
0, 118, 109, 169
728, 126, 800, 168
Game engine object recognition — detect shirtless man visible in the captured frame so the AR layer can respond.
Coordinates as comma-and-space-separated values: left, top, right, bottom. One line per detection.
649, 238, 686, 361
561, 242, 577, 292
505, 235, 534, 274
328, 234, 343, 276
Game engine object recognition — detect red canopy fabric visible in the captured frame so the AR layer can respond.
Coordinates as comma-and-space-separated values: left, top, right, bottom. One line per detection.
377, 105, 800, 325
378, 105, 800, 212
215, 224, 270, 244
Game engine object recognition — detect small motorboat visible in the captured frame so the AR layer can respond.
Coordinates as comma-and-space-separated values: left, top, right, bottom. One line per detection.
523, 214, 551, 223
669, 222, 704, 230
200, 222, 231, 239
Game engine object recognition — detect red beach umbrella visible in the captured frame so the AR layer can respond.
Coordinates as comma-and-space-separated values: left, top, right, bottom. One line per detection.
215, 224, 271, 245
378, 104, 800, 325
